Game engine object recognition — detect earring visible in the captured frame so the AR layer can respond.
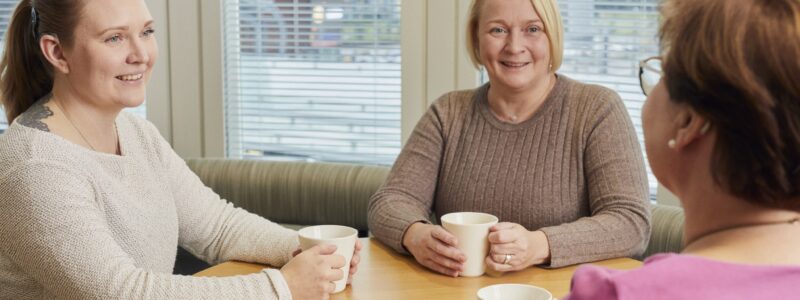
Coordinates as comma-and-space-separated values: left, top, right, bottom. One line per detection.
668, 139, 677, 149
548, 63, 553, 70
700, 122, 711, 135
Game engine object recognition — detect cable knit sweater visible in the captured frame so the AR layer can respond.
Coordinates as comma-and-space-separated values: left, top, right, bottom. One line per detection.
0, 111, 298, 299
368, 75, 651, 267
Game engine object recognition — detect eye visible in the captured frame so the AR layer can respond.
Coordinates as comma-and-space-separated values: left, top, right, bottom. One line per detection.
142, 28, 156, 38
489, 27, 507, 34
105, 34, 123, 43
527, 26, 542, 33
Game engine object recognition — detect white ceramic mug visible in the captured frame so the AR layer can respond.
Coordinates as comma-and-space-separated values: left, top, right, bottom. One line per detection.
477, 284, 554, 300
297, 225, 358, 293
440, 212, 499, 277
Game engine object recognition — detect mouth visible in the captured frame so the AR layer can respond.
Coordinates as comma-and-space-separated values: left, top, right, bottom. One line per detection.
501, 61, 530, 68
116, 73, 144, 81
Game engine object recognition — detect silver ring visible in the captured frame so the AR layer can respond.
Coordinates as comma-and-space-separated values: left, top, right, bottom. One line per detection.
502, 253, 511, 265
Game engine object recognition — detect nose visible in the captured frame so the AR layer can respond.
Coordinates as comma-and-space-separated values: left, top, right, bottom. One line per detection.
126, 37, 150, 65
504, 30, 526, 54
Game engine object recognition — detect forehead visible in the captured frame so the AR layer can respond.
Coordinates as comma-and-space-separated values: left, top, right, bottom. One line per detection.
75, 0, 153, 33
480, 0, 539, 22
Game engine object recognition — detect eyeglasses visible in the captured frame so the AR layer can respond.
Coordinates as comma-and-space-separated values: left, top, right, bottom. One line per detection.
639, 56, 662, 96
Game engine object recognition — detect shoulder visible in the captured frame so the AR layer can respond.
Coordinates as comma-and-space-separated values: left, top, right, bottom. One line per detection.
557, 75, 625, 115
0, 123, 86, 176
425, 85, 486, 125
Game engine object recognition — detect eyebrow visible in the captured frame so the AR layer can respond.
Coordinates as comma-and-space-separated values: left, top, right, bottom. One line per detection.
485, 18, 543, 25
97, 20, 155, 36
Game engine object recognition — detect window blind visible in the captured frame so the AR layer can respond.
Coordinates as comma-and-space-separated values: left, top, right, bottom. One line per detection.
0, 3, 146, 135
481, 0, 660, 198
222, 0, 402, 165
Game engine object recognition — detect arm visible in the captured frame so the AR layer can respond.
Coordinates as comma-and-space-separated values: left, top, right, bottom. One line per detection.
540, 90, 651, 267
149, 123, 299, 268
367, 97, 447, 254
0, 162, 289, 299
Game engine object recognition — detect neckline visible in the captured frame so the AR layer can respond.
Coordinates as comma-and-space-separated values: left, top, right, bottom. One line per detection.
12, 114, 130, 159
477, 74, 568, 131
684, 218, 800, 251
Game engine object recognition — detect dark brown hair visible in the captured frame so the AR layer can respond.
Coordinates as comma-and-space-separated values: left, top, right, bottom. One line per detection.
660, 0, 800, 208
0, 0, 85, 123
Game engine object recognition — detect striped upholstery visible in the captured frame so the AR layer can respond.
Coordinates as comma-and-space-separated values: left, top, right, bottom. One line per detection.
184, 159, 685, 259
185, 158, 390, 233
642, 204, 685, 258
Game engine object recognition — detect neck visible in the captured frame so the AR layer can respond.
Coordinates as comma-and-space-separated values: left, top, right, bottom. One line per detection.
51, 82, 122, 154
487, 73, 556, 123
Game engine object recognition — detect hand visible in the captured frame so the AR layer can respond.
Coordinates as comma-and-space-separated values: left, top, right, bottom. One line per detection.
402, 222, 466, 277
485, 222, 550, 272
347, 239, 363, 284
291, 239, 362, 284
281, 244, 346, 300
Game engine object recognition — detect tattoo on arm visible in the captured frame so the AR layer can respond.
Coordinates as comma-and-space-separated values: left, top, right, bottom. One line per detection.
17, 97, 54, 132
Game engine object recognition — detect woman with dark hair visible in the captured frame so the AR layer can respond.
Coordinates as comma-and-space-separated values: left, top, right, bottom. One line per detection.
0, 1, 359, 299
566, 0, 800, 298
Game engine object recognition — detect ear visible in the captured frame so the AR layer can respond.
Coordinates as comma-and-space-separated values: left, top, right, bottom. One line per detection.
39, 34, 70, 74
672, 107, 710, 151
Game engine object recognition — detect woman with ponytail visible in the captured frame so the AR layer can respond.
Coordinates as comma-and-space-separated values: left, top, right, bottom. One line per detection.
0, 1, 360, 299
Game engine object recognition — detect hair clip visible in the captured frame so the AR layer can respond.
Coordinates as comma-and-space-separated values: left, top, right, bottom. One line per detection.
30, 7, 39, 40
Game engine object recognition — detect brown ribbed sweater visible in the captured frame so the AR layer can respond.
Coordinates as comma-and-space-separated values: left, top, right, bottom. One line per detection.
368, 75, 651, 267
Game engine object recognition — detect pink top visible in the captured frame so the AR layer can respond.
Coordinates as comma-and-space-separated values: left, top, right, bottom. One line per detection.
564, 253, 800, 300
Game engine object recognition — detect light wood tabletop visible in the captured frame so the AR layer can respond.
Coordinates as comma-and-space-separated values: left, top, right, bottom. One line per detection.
195, 238, 642, 299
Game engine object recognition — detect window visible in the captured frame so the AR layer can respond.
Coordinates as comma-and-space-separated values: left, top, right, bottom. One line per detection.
222, 0, 402, 165
480, 0, 660, 198
0, 3, 146, 134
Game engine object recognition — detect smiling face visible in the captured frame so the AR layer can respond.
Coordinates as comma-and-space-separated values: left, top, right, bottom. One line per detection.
478, 0, 551, 93
62, 0, 157, 109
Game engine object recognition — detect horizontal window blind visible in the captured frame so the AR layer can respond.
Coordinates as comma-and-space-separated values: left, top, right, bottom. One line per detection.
223, 0, 402, 165
0, 2, 146, 135
481, 0, 660, 199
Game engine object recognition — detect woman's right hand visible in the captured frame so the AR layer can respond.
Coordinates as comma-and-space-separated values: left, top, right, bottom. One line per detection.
402, 222, 466, 277
281, 244, 345, 299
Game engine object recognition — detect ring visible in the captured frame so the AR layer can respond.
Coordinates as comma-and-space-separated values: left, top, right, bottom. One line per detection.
502, 253, 511, 265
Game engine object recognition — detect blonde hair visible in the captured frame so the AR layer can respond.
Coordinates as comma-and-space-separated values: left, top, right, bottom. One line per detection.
466, 0, 563, 71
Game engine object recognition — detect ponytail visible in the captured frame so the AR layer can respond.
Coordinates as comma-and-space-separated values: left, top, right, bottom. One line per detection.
0, 0, 84, 124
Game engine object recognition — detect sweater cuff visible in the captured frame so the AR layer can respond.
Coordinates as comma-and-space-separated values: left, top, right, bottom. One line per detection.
264, 268, 293, 300
538, 225, 572, 268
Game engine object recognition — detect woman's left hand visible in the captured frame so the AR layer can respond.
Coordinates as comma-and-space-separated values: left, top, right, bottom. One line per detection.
291, 239, 363, 284
485, 222, 551, 272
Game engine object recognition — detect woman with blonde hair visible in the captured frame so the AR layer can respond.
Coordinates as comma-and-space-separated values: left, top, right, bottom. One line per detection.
368, 0, 651, 276
0, 0, 359, 298
566, 0, 800, 298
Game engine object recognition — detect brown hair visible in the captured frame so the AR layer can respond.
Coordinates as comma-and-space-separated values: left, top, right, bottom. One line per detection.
0, 0, 85, 123
466, 0, 563, 71
660, 0, 800, 208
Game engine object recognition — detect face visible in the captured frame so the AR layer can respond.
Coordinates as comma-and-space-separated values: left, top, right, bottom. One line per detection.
641, 80, 681, 191
478, 0, 551, 93
62, 0, 158, 109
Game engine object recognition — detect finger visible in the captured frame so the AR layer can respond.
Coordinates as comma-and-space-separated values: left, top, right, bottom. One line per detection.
490, 222, 517, 232
350, 253, 360, 267
292, 248, 302, 257
490, 244, 521, 256
430, 226, 459, 247
423, 257, 461, 277
488, 229, 520, 244
354, 239, 363, 252
326, 282, 337, 294
427, 239, 466, 262
316, 244, 338, 255
349, 264, 358, 276
428, 251, 465, 272
326, 254, 346, 269
326, 267, 345, 281
485, 255, 514, 273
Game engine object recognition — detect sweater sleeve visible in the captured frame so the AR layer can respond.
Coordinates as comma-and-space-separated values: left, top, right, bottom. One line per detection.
367, 95, 449, 254
148, 123, 300, 268
0, 161, 290, 300
539, 89, 651, 267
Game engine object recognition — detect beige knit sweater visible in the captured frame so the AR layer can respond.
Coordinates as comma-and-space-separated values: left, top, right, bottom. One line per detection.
368, 75, 651, 267
0, 112, 298, 299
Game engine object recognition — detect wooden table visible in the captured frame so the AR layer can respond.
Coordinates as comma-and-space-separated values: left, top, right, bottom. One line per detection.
196, 238, 641, 299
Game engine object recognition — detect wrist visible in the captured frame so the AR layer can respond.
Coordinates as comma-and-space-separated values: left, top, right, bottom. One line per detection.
526, 230, 551, 266
402, 222, 427, 251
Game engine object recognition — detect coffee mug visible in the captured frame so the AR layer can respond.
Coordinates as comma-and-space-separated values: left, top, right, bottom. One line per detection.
440, 212, 499, 277
477, 283, 553, 300
297, 225, 358, 293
